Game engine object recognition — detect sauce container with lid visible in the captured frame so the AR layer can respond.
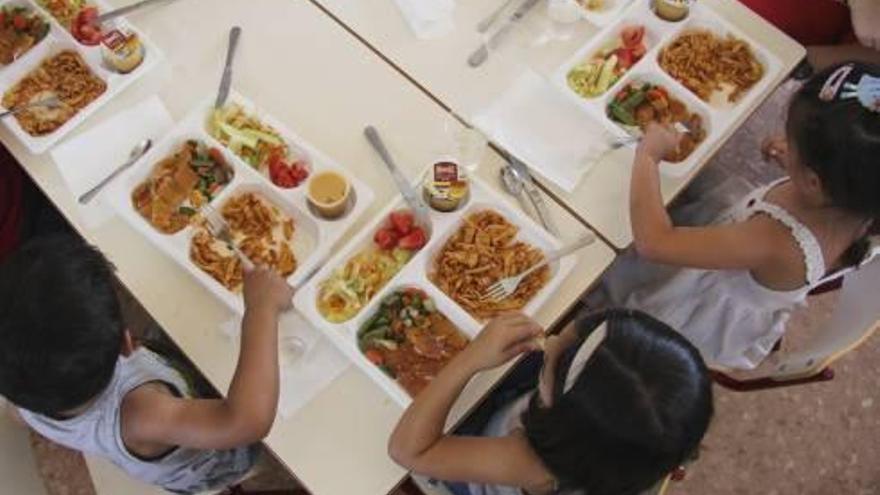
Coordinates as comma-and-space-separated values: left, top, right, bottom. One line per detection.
653, 0, 692, 22
101, 27, 145, 74
423, 161, 469, 212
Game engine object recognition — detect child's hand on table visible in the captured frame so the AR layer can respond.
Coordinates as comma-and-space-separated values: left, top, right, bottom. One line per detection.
243, 266, 294, 314
463, 313, 544, 372
761, 135, 789, 170
636, 122, 684, 163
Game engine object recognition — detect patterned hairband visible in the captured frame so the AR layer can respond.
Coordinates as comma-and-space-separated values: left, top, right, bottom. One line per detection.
820, 64, 880, 112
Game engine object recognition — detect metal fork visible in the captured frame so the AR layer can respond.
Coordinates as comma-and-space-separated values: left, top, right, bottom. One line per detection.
200, 203, 255, 271
586, 121, 692, 167
0, 95, 61, 119
481, 232, 597, 302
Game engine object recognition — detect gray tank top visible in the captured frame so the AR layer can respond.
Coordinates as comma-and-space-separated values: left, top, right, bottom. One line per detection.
19, 348, 257, 494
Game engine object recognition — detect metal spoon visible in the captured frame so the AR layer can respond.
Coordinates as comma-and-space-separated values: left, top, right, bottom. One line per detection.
500, 165, 530, 211
507, 157, 558, 235
0, 96, 61, 119
78, 139, 152, 204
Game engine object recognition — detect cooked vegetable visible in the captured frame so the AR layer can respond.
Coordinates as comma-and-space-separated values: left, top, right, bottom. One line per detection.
318, 211, 426, 323
0, 6, 50, 65
567, 24, 647, 98
209, 104, 309, 188
358, 289, 469, 397
606, 82, 707, 162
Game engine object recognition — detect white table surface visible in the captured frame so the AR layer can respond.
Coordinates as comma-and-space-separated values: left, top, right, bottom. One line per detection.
309, 0, 806, 248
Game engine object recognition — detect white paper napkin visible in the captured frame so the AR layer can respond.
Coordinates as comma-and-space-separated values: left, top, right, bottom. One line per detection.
220, 311, 351, 419
52, 96, 173, 229
392, 0, 456, 39
473, 71, 612, 193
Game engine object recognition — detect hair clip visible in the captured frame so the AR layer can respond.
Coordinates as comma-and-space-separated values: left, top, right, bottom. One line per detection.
819, 64, 854, 102
840, 74, 880, 113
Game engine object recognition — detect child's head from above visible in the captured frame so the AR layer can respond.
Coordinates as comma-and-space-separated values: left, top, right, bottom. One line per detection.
522, 309, 712, 495
0, 235, 123, 416
785, 62, 880, 216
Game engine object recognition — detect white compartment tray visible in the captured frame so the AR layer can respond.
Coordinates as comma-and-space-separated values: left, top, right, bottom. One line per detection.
108, 91, 375, 315
553, 0, 781, 177
0, 0, 162, 154
294, 176, 577, 407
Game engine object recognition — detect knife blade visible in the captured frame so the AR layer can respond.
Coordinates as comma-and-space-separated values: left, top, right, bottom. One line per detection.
363, 126, 432, 229
95, 0, 175, 24
214, 26, 241, 109
468, 0, 541, 68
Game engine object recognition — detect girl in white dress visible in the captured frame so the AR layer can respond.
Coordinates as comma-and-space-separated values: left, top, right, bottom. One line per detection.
587, 62, 880, 370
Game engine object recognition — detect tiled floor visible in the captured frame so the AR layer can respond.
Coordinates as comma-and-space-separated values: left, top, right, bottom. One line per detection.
670, 293, 880, 495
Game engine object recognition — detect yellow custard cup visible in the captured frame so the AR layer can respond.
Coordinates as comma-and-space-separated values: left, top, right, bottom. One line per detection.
307, 171, 351, 219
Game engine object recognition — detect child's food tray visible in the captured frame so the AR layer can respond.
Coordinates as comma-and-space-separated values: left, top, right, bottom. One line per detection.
293, 177, 577, 407
553, 1, 781, 177
108, 91, 375, 315
0, 0, 161, 154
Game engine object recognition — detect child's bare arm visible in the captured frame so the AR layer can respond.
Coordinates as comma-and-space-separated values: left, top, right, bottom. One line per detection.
630, 124, 779, 270
389, 314, 547, 486
3, 400, 26, 426
122, 267, 293, 451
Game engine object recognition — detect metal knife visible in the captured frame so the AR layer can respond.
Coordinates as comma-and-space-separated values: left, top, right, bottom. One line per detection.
95, 0, 176, 24
468, 0, 540, 68
477, 0, 519, 33
214, 26, 241, 109
508, 156, 559, 236
363, 126, 432, 229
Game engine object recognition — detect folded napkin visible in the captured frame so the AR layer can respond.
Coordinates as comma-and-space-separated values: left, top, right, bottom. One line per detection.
52, 96, 173, 229
473, 71, 612, 193
220, 311, 350, 419
392, 0, 455, 39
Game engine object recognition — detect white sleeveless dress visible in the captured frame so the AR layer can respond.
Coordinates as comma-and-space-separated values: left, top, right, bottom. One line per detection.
19, 348, 257, 494
587, 178, 827, 370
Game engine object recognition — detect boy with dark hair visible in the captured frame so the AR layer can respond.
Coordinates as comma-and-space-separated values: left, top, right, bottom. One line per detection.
0, 235, 293, 493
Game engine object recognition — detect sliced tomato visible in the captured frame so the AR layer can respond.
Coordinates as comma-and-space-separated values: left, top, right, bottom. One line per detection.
364, 349, 385, 366
398, 228, 427, 251
269, 161, 296, 188
389, 211, 414, 236
12, 14, 27, 30
0, 13, 7, 27
268, 154, 308, 188
620, 25, 645, 49
290, 160, 310, 182
646, 88, 667, 102
405, 287, 426, 298
208, 147, 226, 165
374, 228, 399, 250
615, 48, 635, 69
72, 7, 102, 46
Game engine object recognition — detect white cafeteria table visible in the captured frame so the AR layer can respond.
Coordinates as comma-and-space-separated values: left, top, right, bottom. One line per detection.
0, 0, 615, 494
310, 0, 806, 249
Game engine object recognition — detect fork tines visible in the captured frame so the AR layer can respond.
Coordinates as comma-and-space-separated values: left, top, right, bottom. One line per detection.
481, 279, 514, 302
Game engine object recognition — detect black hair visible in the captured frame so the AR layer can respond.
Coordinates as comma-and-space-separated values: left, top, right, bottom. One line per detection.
787, 62, 880, 265
0, 235, 123, 416
522, 309, 713, 495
